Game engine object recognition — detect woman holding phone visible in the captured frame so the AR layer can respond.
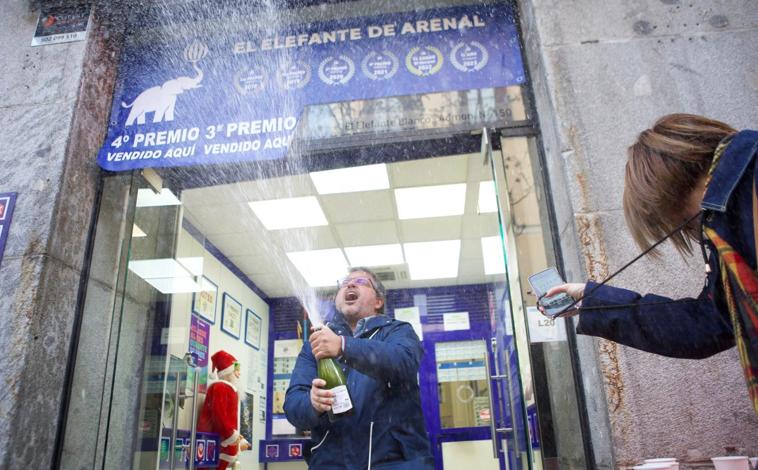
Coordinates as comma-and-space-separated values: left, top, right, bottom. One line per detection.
545, 113, 758, 413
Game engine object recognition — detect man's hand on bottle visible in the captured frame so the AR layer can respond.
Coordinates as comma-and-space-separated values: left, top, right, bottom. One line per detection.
310, 378, 335, 415
309, 325, 342, 360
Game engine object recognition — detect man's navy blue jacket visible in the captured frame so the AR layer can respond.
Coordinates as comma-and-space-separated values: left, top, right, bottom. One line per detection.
284, 314, 434, 469
578, 130, 758, 359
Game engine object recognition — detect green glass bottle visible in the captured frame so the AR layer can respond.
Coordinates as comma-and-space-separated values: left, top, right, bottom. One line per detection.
317, 357, 354, 422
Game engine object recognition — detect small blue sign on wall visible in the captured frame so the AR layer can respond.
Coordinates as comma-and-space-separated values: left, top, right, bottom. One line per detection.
0, 192, 18, 268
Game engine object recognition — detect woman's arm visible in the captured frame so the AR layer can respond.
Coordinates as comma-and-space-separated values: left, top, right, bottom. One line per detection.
576, 281, 734, 359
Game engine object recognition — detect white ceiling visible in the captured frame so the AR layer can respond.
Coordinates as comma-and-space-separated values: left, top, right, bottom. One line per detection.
181, 152, 505, 298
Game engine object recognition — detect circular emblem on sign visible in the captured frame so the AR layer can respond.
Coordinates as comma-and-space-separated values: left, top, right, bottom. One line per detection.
233, 66, 267, 95
361, 50, 399, 80
406, 46, 444, 77
450, 41, 489, 72
318, 55, 355, 86
276, 60, 312, 90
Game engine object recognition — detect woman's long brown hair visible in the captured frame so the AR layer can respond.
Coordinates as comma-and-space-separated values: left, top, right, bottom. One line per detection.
624, 113, 737, 256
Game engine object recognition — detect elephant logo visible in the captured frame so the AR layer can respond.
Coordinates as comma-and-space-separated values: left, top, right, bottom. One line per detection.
122, 41, 209, 126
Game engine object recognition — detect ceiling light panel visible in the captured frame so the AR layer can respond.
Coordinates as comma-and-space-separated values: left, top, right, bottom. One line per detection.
344, 244, 404, 267
286, 248, 349, 287
478, 181, 498, 214
395, 183, 467, 220
132, 224, 147, 238
128, 258, 194, 280
177, 257, 204, 276
145, 277, 203, 294
481, 236, 506, 275
310, 163, 390, 195
136, 188, 182, 207
403, 240, 461, 280
249, 196, 328, 230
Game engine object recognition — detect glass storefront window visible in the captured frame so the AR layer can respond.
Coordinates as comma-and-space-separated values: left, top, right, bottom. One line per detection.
59, 0, 593, 467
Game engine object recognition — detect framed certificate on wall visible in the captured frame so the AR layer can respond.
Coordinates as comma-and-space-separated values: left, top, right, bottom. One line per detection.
245, 308, 262, 350
192, 276, 218, 324
221, 293, 242, 339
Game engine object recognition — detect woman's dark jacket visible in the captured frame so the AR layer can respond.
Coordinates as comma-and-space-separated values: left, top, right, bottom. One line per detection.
283, 314, 434, 469
577, 130, 758, 359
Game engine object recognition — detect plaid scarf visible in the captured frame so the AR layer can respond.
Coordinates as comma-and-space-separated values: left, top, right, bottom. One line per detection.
702, 139, 758, 415
703, 227, 758, 415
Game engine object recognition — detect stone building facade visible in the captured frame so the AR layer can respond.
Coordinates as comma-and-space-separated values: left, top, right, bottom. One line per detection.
0, 0, 755, 468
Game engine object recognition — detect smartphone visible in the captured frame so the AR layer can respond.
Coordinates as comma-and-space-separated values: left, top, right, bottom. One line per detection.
527, 267, 575, 318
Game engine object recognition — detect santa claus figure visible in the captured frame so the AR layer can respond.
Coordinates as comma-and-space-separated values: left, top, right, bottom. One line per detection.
198, 350, 250, 469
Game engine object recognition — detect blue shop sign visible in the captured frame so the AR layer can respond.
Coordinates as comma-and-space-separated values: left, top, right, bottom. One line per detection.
98, 4, 525, 171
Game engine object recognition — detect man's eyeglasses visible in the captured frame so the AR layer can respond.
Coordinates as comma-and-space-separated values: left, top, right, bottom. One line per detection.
337, 276, 375, 290
233, 361, 241, 372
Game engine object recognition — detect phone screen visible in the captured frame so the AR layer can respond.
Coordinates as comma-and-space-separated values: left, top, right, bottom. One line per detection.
528, 267, 574, 318
528, 267, 564, 298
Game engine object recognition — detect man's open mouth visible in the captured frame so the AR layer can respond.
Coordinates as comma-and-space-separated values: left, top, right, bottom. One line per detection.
345, 290, 359, 301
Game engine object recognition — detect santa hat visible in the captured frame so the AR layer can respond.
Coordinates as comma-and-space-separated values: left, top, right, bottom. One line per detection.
210, 350, 237, 379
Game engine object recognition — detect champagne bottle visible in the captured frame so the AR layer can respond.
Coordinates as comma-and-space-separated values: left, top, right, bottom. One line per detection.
317, 357, 354, 422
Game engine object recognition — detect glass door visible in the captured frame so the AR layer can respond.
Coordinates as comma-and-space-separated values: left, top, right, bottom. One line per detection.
64, 129, 588, 469
485, 130, 590, 470
101, 171, 217, 470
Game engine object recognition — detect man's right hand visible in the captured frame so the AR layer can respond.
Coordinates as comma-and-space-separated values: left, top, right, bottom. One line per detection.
310, 378, 334, 415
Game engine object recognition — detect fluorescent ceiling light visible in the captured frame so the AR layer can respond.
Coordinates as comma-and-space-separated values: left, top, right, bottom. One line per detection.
286, 248, 349, 287
481, 236, 506, 275
145, 277, 203, 294
395, 183, 466, 220
344, 244, 404, 267
136, 188, 182, 207
310, 163, 390, 194
177, 257, 204, 276
132, 224, 147, 238
403, 240, 460, 280
128, 258, 194, 280
249, 196, 328, 230
127, 258, 204, 294
478, 181, 498, 214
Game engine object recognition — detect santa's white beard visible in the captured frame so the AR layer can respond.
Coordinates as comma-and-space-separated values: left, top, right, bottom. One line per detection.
224, 374, 246, 400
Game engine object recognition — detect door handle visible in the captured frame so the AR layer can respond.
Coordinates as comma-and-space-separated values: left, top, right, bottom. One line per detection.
168, 370, 182, 470
482, 339, 499, 459
186, 352, 200, 470
489, 337, 521, 456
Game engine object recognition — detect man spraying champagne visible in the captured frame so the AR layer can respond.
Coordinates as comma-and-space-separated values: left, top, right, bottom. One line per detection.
284, 267, 433, 469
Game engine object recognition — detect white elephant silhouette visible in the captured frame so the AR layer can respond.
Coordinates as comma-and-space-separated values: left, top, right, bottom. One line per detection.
122, 63, 203, 126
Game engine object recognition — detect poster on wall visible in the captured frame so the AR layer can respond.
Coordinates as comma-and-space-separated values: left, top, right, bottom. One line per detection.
0, 193, 17, 269
240, 392, 255, 443
394, 306, 423, 340
192, 276, 218, 323
443, 311, 470, 331
221, 293, 242, 339
244, 308, 262, 350
188, 314, 211, 393
97, 4, 525, 171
